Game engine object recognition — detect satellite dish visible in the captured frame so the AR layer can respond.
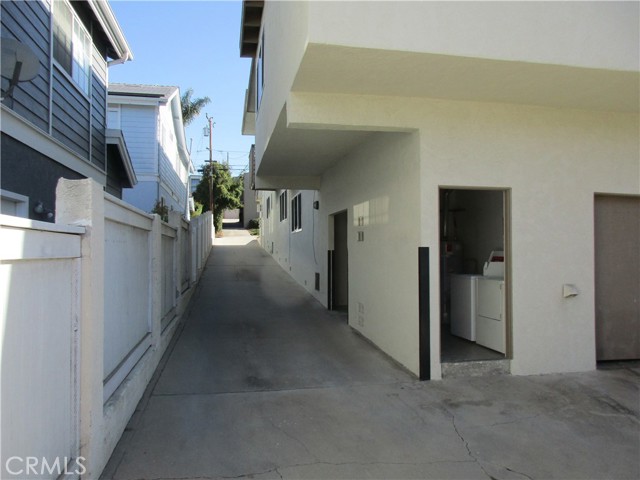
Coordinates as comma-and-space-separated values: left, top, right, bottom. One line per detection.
1, 37, 40, 101
1, 37, 39, 80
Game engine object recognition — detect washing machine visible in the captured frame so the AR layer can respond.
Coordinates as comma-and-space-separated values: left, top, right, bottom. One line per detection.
450, 251, 505, 349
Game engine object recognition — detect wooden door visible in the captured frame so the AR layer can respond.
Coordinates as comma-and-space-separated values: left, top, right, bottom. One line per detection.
594, 195, 640, 360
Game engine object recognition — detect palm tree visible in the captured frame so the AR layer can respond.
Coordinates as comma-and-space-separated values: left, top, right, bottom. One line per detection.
181, 88, 211, 126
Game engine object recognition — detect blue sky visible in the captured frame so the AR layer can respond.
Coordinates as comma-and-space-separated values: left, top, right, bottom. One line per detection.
109, 0, 254, 174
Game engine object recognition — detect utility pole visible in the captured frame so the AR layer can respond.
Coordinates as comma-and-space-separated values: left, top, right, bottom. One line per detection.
206, 113, 214, 214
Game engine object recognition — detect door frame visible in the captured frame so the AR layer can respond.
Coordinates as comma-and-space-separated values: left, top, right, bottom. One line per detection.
435, 187, 513, 364
327, 209, 349, 311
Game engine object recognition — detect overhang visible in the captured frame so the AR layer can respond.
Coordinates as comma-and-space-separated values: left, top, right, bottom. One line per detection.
240, 1, 264, 58
87, 0, 133, 63
255, 106, 384, 190
293, 44, 639, 113
106, 129, 137, 188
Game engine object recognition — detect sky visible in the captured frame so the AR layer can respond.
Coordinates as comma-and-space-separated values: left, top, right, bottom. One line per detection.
109, 0, 254, 175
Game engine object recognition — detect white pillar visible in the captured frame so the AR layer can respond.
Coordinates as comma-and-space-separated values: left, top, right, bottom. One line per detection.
149, 214, 162, 348
56, 178, 105, 479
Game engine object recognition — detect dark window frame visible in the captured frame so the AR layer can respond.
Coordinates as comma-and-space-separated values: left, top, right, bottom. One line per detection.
291, 193, 302, 232
279, 190, 288, 221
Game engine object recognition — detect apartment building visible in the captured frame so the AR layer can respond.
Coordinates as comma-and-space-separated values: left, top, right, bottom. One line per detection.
240, 1, 639, 379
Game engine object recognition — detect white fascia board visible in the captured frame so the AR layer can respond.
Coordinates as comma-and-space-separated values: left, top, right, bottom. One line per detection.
87, 0, 133, 63
107, 95, 161, 107
1, 105, 107, 184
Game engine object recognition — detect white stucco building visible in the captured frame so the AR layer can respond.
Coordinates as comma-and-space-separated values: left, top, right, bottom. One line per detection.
107, 84, 193, 216
240, 1, 639, 380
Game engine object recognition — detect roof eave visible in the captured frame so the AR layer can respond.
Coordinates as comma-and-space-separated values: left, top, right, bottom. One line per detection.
87, 0, 133, 63
240, 0, 264, 58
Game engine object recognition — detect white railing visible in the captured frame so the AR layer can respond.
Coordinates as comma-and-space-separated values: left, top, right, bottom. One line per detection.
0, 178, 214, 479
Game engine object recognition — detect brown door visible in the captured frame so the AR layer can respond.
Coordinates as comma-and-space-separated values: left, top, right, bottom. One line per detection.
594, 195, 640, 360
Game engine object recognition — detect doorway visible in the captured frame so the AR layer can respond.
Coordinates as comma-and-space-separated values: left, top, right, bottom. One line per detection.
439, 188, 510, 364
594, 195, 640, 361
329, 210, 349, 313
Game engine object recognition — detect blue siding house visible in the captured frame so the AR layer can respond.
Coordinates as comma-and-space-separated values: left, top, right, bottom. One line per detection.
107, 83, 194, 217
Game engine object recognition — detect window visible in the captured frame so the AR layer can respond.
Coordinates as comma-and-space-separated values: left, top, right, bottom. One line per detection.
53, 0, 91, 95
279, 191, 288, 221
256, 31, 264, 111
0, 189, 29, 218
266, 196, 271, 219
291, 194, 302, 232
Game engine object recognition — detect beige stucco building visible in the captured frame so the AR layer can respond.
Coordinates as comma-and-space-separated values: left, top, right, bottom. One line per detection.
240, 1, 639, 380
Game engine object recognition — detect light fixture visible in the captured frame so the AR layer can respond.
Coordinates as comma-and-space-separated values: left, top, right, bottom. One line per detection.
33, 200, 54, 220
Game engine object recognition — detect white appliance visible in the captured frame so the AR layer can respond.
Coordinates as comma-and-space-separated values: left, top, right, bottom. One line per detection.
450, 274, 480, 341
476, 277, 506, 353
450, 251, 506, 354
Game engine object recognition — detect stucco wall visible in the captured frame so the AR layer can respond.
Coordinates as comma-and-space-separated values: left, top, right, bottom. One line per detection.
283, 91, 639, 378
254, 0, 309, 166
307, 1, 639, 71
418, 99, 638, 377
260, 132, 422, 374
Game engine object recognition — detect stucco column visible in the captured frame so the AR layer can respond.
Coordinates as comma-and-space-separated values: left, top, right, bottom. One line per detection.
149, 214, 162, 348
168, 211, 182, 309
55, 178, 105, 479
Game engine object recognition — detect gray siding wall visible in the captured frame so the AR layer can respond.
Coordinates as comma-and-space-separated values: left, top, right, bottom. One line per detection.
1, 133, 84, 221
0, 0, 51, 132
51, 73, 91, 159
2, 0, 110, 168
92, 73, 107, 169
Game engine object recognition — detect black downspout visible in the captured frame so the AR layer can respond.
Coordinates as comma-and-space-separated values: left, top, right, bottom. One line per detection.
418, 247, 431, 380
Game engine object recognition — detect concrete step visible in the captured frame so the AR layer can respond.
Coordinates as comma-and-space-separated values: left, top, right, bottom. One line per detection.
441, 359, 511, 378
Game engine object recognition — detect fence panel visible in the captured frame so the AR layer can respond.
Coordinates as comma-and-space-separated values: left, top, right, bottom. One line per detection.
0, 215, 83, 479
161, 222, 176, 327
2, 181, 214, 479
103, 196, 154, 401
181, 219, 190, 293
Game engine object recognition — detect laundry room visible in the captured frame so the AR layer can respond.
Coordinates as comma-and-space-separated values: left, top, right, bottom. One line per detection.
439, 188, 509, 363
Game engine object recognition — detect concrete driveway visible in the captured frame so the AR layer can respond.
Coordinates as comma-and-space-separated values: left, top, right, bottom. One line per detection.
102, 231, 639, 480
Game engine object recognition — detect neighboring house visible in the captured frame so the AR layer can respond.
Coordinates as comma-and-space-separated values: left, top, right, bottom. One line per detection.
107, 83, 193, 217
240, 1, 640, 380
190, 173, 202, 195
0, 0, 136, 220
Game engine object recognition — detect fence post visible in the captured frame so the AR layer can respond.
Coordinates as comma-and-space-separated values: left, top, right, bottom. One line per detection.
55, 178, 105, 479
150, 214, 162, 347
191, 218, 198, 284
169, 211, 182, 305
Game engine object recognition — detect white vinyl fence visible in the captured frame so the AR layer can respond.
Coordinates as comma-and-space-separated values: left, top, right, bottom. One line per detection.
0, 178, 213, 479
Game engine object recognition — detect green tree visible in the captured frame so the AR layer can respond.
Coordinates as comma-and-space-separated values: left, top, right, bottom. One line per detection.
194, 162, 243, 232
181, 88, 211, 126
